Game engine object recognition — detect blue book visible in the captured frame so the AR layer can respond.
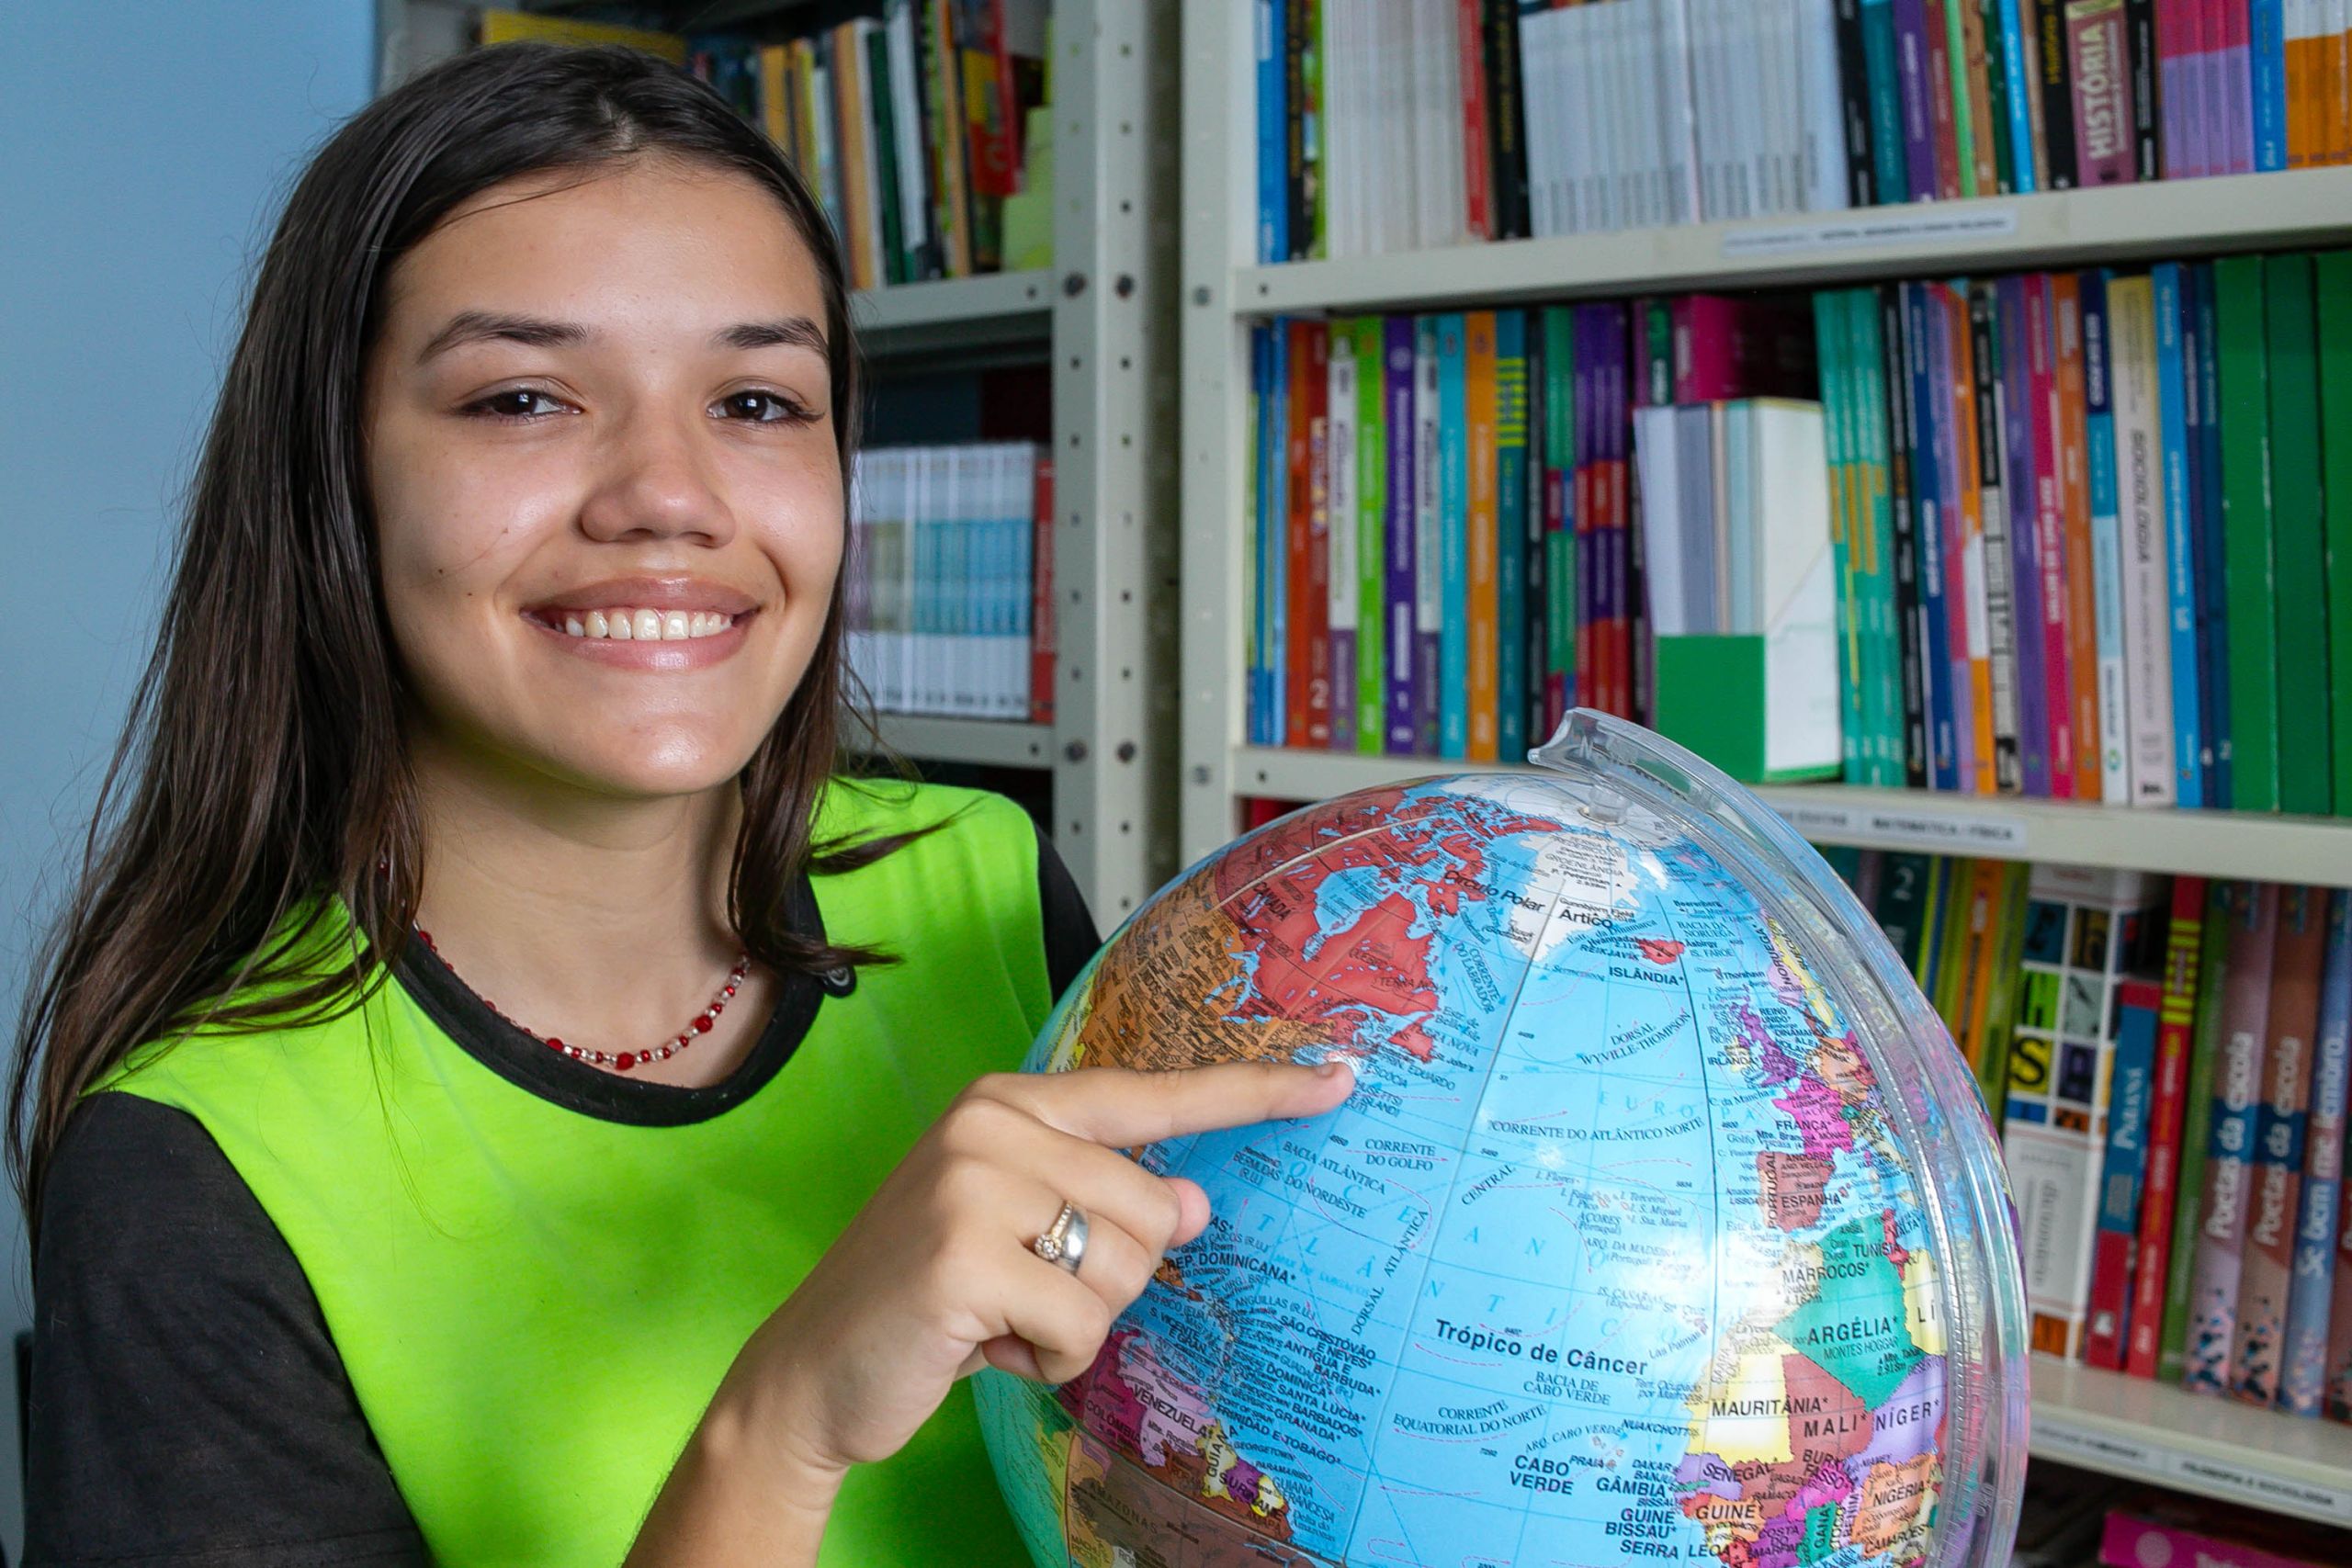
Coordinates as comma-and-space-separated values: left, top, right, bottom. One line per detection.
1436, 312, 1469, 759
2089, 982, 2162, 1356
1495, 310, 1528, 762
2284, 889, 2352, 1416
1904, 283, 1958, 792
2190, 264, 2232, 807
2252, 0, 2289, 172
1255, 0, 1285, 265
2152, 264, 2203, 808
2082, 269, 2132, 804
1859, 0, 1909, 203
1997, 0, 2038, 193
1383, 315, 1419, 754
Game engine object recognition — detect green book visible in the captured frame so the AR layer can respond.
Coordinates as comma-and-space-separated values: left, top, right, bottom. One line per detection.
2215, 257, 2278, 814
2157, 880, 2235, 1382
1354, 316, 1386, 753
864, 25, 908, 286
1913, 857, 1952, 990
1944, 0, 1979, 197
1543, 307, 1577, 720
1849, 288, 1901, 786
1973, 863, 2032, 1132
1930, 858, 1977, 1027
1816, 289, 1865, 783
2266, 254, 2332, 814
2317, 252, 2352, 814
1977, 0, 2014, 191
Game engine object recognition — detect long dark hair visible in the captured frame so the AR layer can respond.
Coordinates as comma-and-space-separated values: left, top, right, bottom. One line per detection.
10, 42, 920, 1225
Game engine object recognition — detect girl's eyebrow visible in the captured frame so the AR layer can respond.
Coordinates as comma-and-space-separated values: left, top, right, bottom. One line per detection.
414, 311, 827, 363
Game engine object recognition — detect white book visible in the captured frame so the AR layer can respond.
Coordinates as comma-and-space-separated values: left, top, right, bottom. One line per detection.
1602, 0, 1633, 230
1750, 400, 1844, 776
1379, 0, 1415, 253
1625, 0, 1667, 229
1555, 6, 1592, 234
1573, 4, 1608, 231
1692, 0, 1737, 219
1519, 6, 1556, 237
2107, 277, 2177, 806
1409, 0, 1445, 248
1328, 326, 1360, 664
1634, 405, 1687, 635
885, 2, 930, 264
1797, 0, 1849, 211
1751, 0, 1791, 216
1323, 0, 1353, 258
1655, 0, 1701, 224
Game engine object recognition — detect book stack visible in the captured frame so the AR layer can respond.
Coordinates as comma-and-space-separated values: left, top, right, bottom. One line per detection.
846, 444, 1055, 721
1815, 254, 2352, 811
1249, 254, 2352, 814
1245, 295, 1815, 761
481, 3, 1050, 288
1259, 0, 2352, 261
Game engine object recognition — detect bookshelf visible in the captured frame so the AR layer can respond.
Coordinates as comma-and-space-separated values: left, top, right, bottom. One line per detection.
376, 0, 1182, 920
1181, 0, 2352, 1529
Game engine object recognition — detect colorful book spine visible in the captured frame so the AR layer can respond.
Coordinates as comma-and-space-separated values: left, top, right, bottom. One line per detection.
1992, 276, 2047, 795
2052, 273, 2105, 798
1821, 292, 1869, 784
2107, 273, 2177, 806
2181, 879, 2279, 1394
1495, 310, 1529, 762
2126, 0, 2165, 179
2080, 270, 2134, 803
1031, 455, 1056, 722
1948, 285, 1998, 794
2283, 887, 2351, 1414
1542, 306, 1577, 734
1838, 0, 1882, 203
2068, 0, 2141, 182
2152, 264, 2203, 807
1464, 311, 1499, 761
2160, 880, 2235, 1381
1414, 314, 1443, 755
2254, 0, 2290, 169
1327, 321, 1358, 751
2027, 275, 2075, 793
2128, 875, 2210, 1377
2086, 977, 2164, 1366
1383, 316, 1419, 754
1285, 320, 1330, 749
1355, 317, 1386, 754
2231, 882, 2325, 1406
2214, 257, 2279, 812
1882, 286, 1932, 785
2000, 0, 2044, 186
1910, 284, 1962, 791
1895, 0, 1944, 197
1863, 0, 1916, 201
1851, 290, 1903, 785
2035, 0, 2083, 183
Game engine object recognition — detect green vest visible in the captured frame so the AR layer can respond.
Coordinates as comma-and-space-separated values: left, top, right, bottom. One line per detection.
107, 780, 1048, 1567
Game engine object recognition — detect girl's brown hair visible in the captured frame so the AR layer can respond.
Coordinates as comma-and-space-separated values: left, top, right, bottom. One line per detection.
10, 42, 916, 1227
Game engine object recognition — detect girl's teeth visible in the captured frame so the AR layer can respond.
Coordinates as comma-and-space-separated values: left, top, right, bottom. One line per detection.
551, 608, 736, 641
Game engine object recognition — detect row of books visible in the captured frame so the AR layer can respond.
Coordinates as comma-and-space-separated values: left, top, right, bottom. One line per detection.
2015, 1469, 2343, 1568
845, 443, 1055, 721
1826, 846, 2352, 1417
1258, 0, 2352, 261
1244, 254, 2352, 815
481, 4, 1049, 288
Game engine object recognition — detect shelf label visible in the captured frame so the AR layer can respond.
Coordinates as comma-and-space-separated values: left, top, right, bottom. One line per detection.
1724, 208, 2021, 258
2165, 1454, 2352, 1525
2031, 1422, 2157, 1473
1768, 800, 2028, 852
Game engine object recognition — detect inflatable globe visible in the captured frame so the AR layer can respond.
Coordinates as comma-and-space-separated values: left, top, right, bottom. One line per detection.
978, 711, 2027, 1568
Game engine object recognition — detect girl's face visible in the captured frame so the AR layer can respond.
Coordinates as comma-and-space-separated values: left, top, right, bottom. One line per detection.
363, 156, 841, 800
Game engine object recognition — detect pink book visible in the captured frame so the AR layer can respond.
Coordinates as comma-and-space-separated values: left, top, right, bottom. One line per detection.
2213, 0, 2256, 172
1669, 296, 1816, 403
2027, 276, 2075, 795
2155, 0, 2203, 176
2101, 1506, 2329, 1568
2069, 2, 2140, 185
2231, 885, 2327, 1404
2181, 880, 2279, 1394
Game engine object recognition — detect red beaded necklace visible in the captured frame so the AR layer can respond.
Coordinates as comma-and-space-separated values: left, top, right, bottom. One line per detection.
413, 927, 751, 1075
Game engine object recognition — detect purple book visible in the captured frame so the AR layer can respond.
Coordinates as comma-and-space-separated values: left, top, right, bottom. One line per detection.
2215, 0, 2253, 173
1892, 0, 1939, 201
1412, 315, 1442, 756
1574, 305, 1601, 713
2156, 0, 2199, 178
1999, 276, 2052, 796
1383, 314, 1419, 754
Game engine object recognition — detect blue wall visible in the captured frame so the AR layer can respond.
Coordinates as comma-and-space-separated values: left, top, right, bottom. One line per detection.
0, 3, 376, 1551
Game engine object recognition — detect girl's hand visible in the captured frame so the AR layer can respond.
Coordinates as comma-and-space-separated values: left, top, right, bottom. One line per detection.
732, 1058, 1355, 1474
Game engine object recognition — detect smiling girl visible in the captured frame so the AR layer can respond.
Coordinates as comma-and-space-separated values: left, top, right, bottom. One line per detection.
14, 43, 1348, 1567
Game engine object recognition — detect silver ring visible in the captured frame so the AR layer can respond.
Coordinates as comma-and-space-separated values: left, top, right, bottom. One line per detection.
1032, 1201, 1088, 1275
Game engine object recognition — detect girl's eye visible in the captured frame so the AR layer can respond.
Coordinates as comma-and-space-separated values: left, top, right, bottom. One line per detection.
466, 388, 568, 421
715, 389, 815, 424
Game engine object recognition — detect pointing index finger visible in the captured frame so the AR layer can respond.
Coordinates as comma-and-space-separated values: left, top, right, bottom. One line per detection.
1014, 1056, 1357, 1150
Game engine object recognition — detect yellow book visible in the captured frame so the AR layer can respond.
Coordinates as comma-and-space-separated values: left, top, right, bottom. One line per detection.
758, 44, 791, 154
1465, 311, 1499, 761
477, 9, 684, 61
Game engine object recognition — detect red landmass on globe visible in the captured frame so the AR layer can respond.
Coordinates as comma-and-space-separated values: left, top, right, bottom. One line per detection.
1212, 788, 1563, 1063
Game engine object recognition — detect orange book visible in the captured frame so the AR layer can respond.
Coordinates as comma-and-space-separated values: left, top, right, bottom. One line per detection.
2290, 4, 2324, 168
2329, 6, 2352, 164
1945, 285, 1998, 795
759, 44, 792, 152
923, 0, 972, 278
1951, 860, 2007, 1061
1465, 311, 1501, 760
2052, 273, 2104, 800
831, 22, 878, 291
